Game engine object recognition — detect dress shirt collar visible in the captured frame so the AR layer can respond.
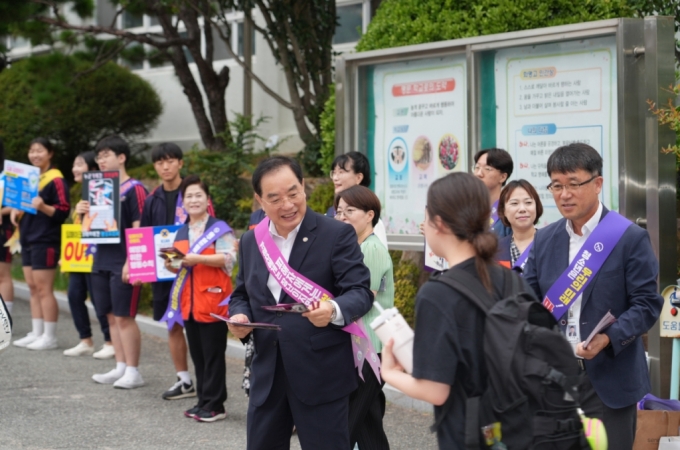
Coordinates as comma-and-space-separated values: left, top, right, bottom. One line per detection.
268, 218, 302, 242
565, 201, 603, 239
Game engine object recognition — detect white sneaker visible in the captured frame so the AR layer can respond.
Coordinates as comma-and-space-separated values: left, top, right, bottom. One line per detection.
113, 371, 145, 389
92, 368, 125, 385
12, 332, 38, 348
63, 341, 95, 357
27, 335, 58, 350
93, 344, 115, 360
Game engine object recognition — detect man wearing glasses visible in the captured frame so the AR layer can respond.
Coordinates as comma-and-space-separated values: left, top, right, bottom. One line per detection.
524, 143, 662, 449
228, 156, 373, 449
472, 148, 514, 237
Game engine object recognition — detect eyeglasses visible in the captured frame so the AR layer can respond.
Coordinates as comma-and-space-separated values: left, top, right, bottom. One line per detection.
547, 175, 598, 193
261, 190, 303, 207
472, 164, 497, 174
330, 169, 350, 178
335, 207, 359, 219
95, 150, 114, 163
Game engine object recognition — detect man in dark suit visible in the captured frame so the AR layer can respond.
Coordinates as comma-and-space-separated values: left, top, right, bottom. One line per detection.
228, 156, 373, 450
524, 143, 662, 449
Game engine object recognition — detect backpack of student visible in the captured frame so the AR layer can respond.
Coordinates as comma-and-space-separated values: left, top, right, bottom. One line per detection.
432, 266, 591, 450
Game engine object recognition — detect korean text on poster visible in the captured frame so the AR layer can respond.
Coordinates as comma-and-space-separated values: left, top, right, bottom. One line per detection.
3, 160, 40, 214
60, 224, 93, 273
126, 225, 181, 283
81, 171, 121, 244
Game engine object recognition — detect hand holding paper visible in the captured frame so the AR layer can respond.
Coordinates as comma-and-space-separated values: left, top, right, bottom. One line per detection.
576, 310, 616, 360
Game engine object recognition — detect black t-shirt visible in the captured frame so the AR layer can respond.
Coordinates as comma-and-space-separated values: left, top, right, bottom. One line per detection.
93, 180, 148, 272
412, 258, 531, 450
164, 188, 179, 225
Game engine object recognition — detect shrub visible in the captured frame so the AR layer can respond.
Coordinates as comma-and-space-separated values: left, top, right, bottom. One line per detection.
307, 179, 336, 214
0, 53, 162, 176
318, 85, 336, 176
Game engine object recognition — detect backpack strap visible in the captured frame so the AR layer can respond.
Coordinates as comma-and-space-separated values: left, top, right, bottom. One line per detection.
435, 268, 496, 314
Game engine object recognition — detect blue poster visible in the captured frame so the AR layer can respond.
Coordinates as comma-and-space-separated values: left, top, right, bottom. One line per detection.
154, 225, 181, 281
3, 160, 40, 214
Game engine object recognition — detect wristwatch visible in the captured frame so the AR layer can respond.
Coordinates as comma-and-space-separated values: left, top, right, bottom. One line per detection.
329, 302, 337, 323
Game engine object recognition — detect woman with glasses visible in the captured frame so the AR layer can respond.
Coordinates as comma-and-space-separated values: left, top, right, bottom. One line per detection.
335, 185, 393, 450
495, 180, 543, 272
329, 152, 388, 248
472, 148, 513, 237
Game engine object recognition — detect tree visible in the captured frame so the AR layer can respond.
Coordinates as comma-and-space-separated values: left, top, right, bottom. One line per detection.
0, 52, 162, 174
226, 0, 336, 174
6, 0, 337, 171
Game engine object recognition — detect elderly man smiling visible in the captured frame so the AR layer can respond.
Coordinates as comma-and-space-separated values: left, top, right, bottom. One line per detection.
228, 156, 373, 450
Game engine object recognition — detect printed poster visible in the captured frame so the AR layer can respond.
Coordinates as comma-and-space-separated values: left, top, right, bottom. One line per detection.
660, 285, 680, 338
60, 224, 93, 273
3, 160, 40, 214
81, 171, 121, 244
126, 225, 181, 283
373, 55, 468, 235
495, 37, 618, 226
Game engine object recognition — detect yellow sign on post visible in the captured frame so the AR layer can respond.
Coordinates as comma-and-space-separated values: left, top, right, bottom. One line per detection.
60, 224, 93, 273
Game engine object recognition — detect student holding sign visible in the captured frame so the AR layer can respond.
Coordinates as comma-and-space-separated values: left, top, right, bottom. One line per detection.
523, 143, 663, 449
86, 135, 148, 389
140, 143, 197, 400
11, 138, 70, 351
63, 151, 112, 358
163, 175, 237, 422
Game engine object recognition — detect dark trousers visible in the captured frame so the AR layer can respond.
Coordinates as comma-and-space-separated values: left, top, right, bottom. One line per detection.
579, 373, 637, 449
67, 272, 110, 341
348, 355, 390, 450
185, 317, 227, 412
247, 349, 350, 450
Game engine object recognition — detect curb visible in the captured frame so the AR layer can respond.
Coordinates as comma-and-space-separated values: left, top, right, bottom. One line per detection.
14, 281, 431, 413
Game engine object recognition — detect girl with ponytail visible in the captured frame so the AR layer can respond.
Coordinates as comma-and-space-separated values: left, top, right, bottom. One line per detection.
380, 172, 532, 449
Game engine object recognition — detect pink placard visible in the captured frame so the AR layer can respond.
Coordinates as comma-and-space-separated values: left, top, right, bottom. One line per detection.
126, 228, 157, 283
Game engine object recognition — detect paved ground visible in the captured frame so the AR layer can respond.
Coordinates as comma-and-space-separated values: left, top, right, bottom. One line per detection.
0, 299, 437, 449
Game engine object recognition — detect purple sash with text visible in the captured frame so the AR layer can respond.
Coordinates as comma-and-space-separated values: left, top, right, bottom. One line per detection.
541, 211, 631, 321
160, 220, 232, 329
254, 218, 381, 382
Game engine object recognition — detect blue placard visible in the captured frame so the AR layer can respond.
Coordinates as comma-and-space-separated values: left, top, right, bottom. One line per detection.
154, 225, 182, 281
3, 160, 40, 214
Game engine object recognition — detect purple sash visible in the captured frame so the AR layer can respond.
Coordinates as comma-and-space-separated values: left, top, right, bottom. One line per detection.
490, 200, 499, 225
254, 218, 381, 382
513, 241, 533, 271
174, 193, 188, 225
541, 211, 631, 321
161, 220, 232, 329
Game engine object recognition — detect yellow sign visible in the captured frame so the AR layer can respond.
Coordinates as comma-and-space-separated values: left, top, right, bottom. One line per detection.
60, 224, 93, 273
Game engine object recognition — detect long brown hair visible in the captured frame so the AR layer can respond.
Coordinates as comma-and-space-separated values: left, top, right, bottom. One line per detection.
426, 173, 498, 291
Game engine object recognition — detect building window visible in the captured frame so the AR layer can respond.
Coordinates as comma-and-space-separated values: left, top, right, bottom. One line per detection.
333, 3, 363, 45
237, 21, 256, 57
122, 10, 143, 29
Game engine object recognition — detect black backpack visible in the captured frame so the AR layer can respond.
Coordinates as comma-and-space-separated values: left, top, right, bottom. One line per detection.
431, 267, 590, 450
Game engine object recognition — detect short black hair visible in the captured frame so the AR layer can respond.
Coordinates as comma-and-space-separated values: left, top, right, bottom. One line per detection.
252, 156, 303, 197
151, 142, 183, 163
334, 185, 381, 227
331, 151, 371, 187
30, 137, 55, 154
547, 143, 602, 177
94, 135, 130, 168
474, 148, 513, 186
77, 151, 99, 171
179, 174, 210, 199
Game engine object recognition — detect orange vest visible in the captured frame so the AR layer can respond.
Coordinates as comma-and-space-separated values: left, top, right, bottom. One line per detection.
174, 234, 232, 323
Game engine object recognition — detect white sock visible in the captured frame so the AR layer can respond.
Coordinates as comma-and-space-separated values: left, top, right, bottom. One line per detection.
115, 362, 127, 375
32, 318, 44, 336
125, 366, 139, 376
43, 322, 57, 339
177, 371, 191, 384
5, 301, 12, 314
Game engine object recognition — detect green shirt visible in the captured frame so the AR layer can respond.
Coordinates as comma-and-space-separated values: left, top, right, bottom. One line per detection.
360, 234, 395, 352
